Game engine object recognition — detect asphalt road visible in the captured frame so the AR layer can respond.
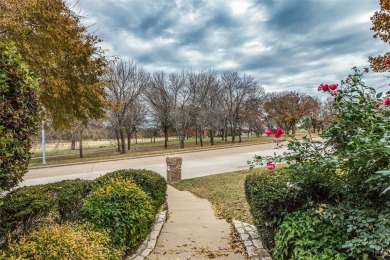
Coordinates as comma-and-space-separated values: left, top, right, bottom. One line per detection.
23, 142, 287, 186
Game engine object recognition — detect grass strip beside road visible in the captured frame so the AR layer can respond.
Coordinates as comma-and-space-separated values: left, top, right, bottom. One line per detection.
173, 169, 260, 224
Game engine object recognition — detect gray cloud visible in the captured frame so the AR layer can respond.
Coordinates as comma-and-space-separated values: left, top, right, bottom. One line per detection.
70, 0, 389, 96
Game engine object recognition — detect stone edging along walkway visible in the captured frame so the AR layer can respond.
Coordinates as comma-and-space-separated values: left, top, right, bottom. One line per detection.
232, 220, 272, 260
126, 210, 167, 260
127, 209, 273, 260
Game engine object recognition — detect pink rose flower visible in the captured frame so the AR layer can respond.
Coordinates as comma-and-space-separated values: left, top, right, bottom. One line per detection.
266, 162, 276, 170
265, 127, 272, 136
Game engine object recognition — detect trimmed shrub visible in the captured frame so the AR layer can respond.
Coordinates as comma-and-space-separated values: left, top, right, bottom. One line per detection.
273, 208, 347, 260
0, 42, 40, 192
2, 223, 122, 260
80, 179, 155, 251
57, 179, 96, 222
96, 169, 167, 211
245, 169, 307, 249
0, 179, 95, 248
323, 203, 390, 259
245, 168, 344, 250
0, 183, 60, 247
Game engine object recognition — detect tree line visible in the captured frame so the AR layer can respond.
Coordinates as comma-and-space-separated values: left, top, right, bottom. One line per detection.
102, 59, 329, 154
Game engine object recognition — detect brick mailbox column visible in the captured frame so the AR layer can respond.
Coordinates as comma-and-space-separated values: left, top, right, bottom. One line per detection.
166, 157, 182, 184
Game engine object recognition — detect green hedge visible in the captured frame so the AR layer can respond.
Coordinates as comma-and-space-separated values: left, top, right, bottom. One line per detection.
96, 169, 167, 211
2, 223, 122, 260
57, 180, 96, 222
245, 168, 344, 250
272, 208, 347, 260
0, 180, 95, 248
80, 180, 155, 251
245, 169, 307, 249
0, 182, 60, 247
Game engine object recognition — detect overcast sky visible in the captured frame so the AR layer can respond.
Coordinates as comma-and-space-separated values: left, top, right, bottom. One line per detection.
70, 0, 389, 97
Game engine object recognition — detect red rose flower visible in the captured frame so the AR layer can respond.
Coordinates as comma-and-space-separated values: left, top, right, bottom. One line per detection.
273, 126, 284, 138
329, 84, 338, 91
384, 97, 390, 106
386, 58, 390, 65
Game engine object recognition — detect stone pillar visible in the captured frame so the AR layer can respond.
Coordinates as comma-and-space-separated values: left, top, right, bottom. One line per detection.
166, 157, 182, 184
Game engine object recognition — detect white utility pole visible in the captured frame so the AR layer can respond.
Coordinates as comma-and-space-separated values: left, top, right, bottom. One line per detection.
41, 120, 46, 165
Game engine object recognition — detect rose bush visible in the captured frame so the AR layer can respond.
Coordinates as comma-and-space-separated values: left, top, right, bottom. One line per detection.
248, 67, 390, 258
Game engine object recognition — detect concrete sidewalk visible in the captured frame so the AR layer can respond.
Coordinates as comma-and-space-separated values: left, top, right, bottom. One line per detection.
147, 186, 244, 260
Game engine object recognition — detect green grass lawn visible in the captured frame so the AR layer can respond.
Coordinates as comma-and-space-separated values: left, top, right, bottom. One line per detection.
173, 169, 262, 224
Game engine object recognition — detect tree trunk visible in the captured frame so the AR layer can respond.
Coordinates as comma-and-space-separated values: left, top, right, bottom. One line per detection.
199, 126, 203, 147
135, 130, 138, 144
195, 129, 198, 144
292, 122, 296, 135
225, 125, 228, 142
70, 131, 76, 150
120, 127, 126, 154
221, 129, 224, 141
210, 129, 214, 145
164, 127, 168, 149
79, 129, 83, 159
179, 134, 185, 149
115, 129, 120, 152
239, 126, 242, 143
127, 130, 131, 150
231, 125, 235, 143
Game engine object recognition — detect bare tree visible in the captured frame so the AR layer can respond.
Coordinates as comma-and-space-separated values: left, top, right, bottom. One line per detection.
124, 100, 148, 150
105, 60, 149, 153
145, 71, 173, 149
169, 71, 191, 149
220, 72, 263, 143
197, 70, 223, 145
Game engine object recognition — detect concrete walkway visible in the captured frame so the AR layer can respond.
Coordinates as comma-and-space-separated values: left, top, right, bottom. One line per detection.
147, 186, 244, 260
